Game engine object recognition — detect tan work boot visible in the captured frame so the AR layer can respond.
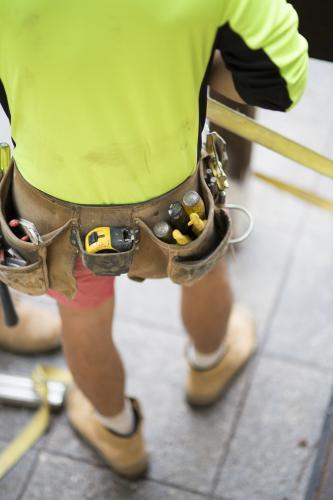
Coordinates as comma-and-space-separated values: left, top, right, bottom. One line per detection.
0, 300, 62, 353
185, 305, 256, 407
67, 386, 149, 479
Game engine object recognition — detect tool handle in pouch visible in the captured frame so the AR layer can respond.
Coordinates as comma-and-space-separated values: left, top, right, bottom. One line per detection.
0, 281, 18, 327
0, 143, 11, 176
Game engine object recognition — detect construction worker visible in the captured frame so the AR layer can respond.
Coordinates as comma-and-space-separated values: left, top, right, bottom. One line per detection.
0, 0, 308, 479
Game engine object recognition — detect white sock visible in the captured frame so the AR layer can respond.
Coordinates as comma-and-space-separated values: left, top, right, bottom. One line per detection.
187, 340, 226, 370
95, 398, 135, 436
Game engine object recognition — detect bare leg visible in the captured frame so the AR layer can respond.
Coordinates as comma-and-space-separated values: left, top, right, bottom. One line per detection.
181, 259, 233, 354
59, 297, 125, 416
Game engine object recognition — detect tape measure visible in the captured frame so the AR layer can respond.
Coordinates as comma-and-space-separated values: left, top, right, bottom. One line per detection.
85, 226, 135, 254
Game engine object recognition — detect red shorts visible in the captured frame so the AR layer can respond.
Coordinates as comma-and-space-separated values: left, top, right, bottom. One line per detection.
47, 257, 115, 310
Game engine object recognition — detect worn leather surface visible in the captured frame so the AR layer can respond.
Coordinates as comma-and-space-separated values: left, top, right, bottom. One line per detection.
8, 160, 231, 298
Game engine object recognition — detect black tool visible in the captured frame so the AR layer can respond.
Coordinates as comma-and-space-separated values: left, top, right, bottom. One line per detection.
152, 221, 174, 243
0, 143, 19, 327
0, 235, 19, 326
168, 202, 189, 234
0, 282, 18, 326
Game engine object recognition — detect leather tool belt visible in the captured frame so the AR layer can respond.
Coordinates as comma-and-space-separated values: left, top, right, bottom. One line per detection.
0, 158, 231, 299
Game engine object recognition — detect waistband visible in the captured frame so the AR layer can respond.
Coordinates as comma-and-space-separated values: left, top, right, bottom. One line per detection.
12, 160, 199, 234
14, 160, 199, 208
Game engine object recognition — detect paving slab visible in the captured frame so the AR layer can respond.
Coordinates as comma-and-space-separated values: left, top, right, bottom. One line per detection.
46, 410, 106, 467
116, 275, 183, 336
0, 404, 48, 450
0, 440, 37, 500
227, 181, 306, 339
214, 356, 331, 500
21, 453, 208, 500
293, 450, 317, 500
264, 203, 333, 372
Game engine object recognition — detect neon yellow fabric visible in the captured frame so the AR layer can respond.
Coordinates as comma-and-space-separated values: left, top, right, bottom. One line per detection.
221, 0, 309, 109
0, 0, 308, 204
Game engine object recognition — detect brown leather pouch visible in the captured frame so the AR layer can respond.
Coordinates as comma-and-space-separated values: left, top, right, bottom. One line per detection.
0, 164, 76, 296
130, 161, 231, 286
8, 158, 231, 297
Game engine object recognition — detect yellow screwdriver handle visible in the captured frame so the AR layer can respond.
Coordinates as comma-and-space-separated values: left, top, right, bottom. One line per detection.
0, 143, 11, 174
188, 212, 207, 236
0, 143, 11, 182
172, 229, 192, 245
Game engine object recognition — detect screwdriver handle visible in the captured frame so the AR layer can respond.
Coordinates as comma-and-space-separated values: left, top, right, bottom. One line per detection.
0, 142, 11, 174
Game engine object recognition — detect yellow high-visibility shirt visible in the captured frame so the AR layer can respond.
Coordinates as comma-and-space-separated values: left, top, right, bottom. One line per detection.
0, 0, 308, 204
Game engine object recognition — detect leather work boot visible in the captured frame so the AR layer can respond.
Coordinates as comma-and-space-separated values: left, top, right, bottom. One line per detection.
185, 305, 256, 407
0, 300, 62, 353
67, 386, 149, 479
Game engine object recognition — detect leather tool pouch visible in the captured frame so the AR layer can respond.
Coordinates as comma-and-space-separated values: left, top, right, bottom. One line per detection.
2, 157, 231, 297
71, 225, 136, 277
0, 164, 75, 296
130, 161, 231, 286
